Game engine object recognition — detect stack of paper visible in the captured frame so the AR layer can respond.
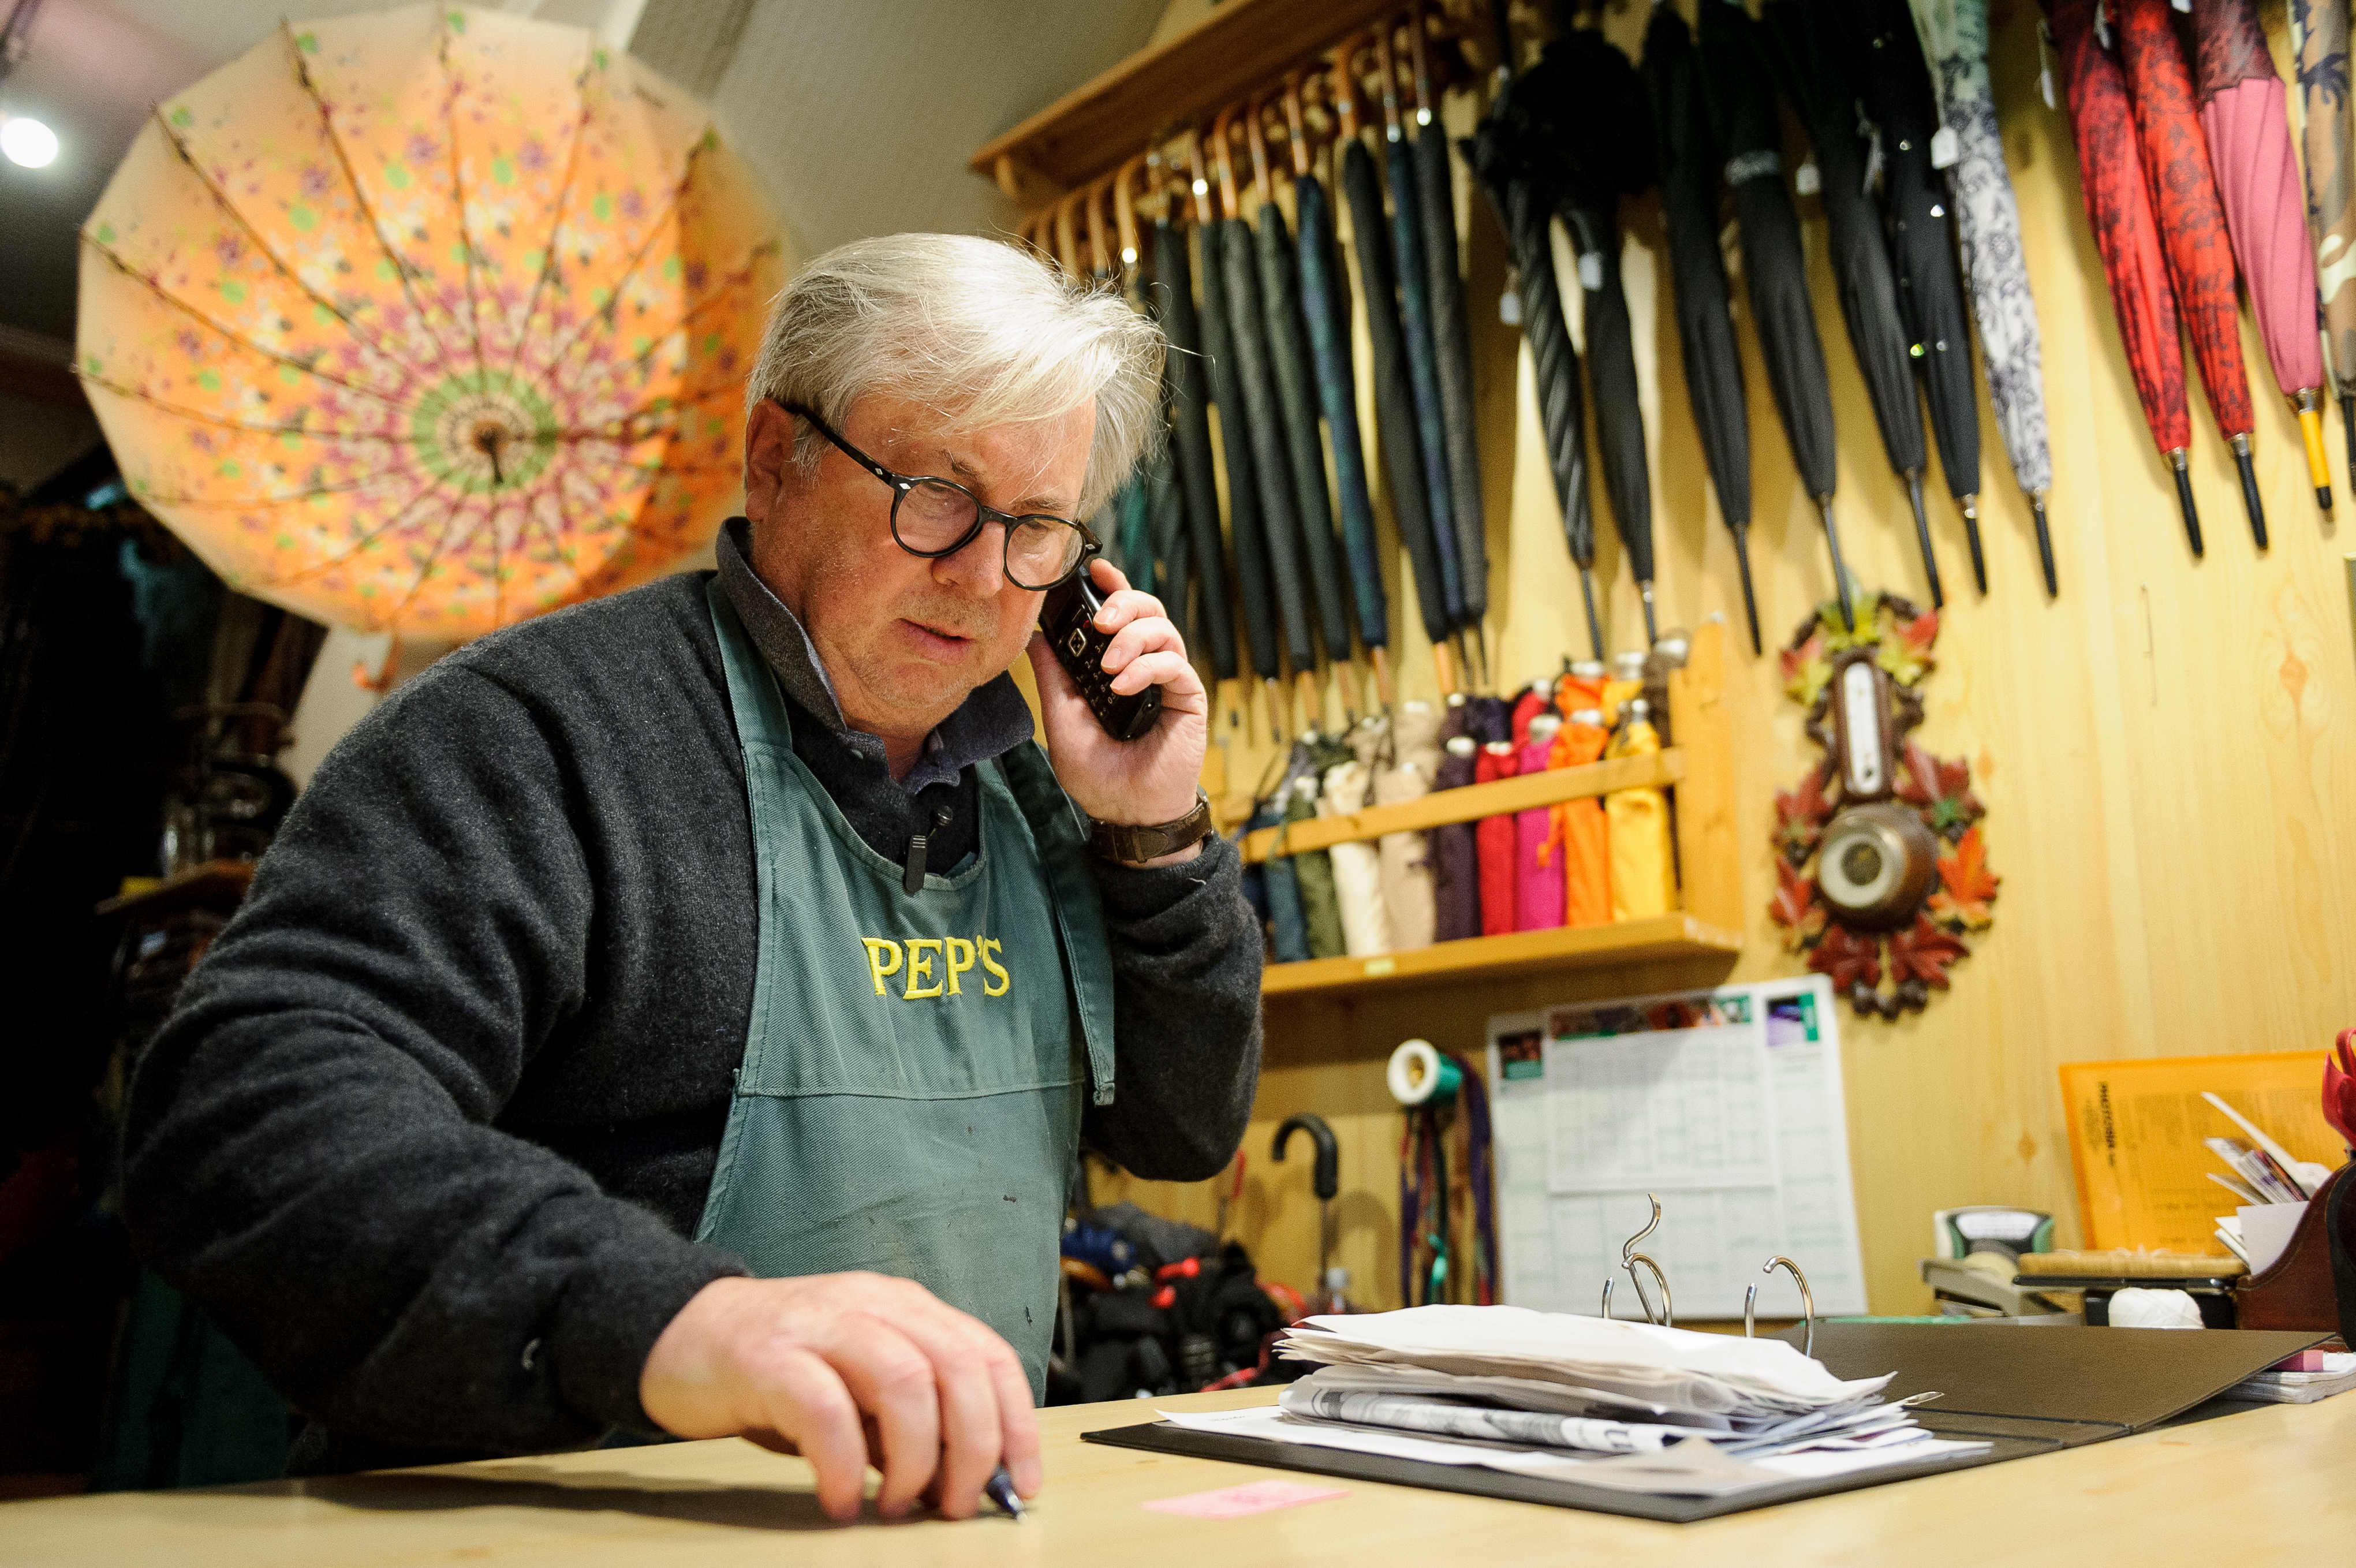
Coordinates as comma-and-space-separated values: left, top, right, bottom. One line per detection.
1155, 1306, 1988, 1498
2226, 1350, 2356, 1406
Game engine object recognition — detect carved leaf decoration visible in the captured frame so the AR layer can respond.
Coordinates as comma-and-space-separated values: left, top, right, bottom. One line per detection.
1773, 767, 1834, 864
1877, 604, 1939, 686
1782, 631, 1832, 708
1769, 859, 1827, 949
1929, 824, 1999, 929
1807, 924, 1882, 991
1889, 916, 1970, 988
1820, 592, 1879, 654
1894, 738, 1984, 835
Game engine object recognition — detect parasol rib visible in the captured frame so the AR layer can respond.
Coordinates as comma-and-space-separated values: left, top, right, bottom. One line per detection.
502, 41, 602, 390
436, 18, 495, 397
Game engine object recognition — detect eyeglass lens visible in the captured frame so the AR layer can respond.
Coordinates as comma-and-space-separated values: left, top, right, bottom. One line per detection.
893, 480, 1086, 588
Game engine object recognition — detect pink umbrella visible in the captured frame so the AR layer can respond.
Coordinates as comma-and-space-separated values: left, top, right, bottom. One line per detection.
2191, 0, 2333, 514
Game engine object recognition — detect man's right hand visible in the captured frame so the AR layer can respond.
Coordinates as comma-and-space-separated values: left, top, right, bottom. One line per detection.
638, 1272, 1040, 1523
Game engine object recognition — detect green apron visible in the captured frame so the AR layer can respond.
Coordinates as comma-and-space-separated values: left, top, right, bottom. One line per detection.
697, 582, 1115, 1396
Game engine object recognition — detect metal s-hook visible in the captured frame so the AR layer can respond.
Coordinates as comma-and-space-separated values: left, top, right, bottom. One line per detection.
1600, 1193, 1673, 1326
1743, 1255, 1816, 1358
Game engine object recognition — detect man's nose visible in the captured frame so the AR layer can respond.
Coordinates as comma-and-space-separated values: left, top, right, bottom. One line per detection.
932, 518, 1007, 595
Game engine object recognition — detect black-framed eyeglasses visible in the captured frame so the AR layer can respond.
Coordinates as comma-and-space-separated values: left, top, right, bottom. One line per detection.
777, 400, 1097, 591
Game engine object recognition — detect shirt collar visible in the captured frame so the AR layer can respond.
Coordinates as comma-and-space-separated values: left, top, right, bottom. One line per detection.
715, 517, 1036, 794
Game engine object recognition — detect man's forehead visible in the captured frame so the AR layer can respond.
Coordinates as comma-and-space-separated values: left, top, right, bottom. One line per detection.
861, 399, 1091, 509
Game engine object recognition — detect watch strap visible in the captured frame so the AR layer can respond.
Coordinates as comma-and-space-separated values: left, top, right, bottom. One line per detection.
1089, 789, 1215, 864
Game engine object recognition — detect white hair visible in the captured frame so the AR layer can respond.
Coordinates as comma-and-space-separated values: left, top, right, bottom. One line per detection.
746, 233, 1164, 520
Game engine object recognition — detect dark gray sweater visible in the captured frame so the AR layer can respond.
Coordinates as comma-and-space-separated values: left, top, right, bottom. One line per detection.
121, 570, 1263, 1474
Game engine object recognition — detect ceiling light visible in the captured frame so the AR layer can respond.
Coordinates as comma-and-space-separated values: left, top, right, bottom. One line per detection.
2, 115, 58, 169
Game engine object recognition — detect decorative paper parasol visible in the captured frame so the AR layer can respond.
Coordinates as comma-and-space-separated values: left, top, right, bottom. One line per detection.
2291, 0, 2356, 476
77, 4, 782, 639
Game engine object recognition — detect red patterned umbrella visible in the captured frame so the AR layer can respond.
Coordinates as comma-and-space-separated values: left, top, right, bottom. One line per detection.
2115, 0, 2266, 547
2190, 0, 2332, 514
2043, 0, 2201, 553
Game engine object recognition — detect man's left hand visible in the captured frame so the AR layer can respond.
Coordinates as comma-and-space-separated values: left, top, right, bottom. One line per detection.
1027, 558, 1207, 862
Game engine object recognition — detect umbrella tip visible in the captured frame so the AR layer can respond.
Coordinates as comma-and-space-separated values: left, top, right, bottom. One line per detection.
2319, 486, 2335, 516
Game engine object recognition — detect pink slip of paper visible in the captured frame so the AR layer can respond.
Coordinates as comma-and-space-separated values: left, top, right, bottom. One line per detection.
1142, 1480, 1351, 1519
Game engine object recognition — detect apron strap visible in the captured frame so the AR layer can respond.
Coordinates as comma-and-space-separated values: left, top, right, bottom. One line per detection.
994, 742, 1118, 1107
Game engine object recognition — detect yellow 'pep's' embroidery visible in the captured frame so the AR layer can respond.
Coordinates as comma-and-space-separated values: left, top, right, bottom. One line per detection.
860, 933, 1011, 1000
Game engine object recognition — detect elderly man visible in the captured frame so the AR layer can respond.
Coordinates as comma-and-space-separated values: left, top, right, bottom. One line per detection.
122, 236, 1264, 1521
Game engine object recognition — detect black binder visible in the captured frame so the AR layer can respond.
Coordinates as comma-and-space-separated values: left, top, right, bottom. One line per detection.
1081, 1324, 2327, 1524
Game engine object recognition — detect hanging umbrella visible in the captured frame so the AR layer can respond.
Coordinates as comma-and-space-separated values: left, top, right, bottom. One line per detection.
1537, 27, 1663, 646
1144, 159, 1238, 696
1907, 0, 2058, 588
1461, 13, 1608, 658
1114, 162, 1189, 628
1085, 182, 1155, 581
1376, 25, 1473, 678
1286, 76, 1395, 707
1214, 107, 1324, 726
1409, 6, 1491, 675
2116, 0, 2267, 547
2042, 0, 2201, 553
1759, 0, 1944, 607
1697, 0, 1854, 623
1248, 93, 1360, 719
2291, 0, 2356, 477
1641, 3, 1760, 654
1847, 0, 1999, 592
78, 5, 782, 637
1188, 127, 1289, 734
2190, 0, 2333, 516
1335, 36, 1458, 690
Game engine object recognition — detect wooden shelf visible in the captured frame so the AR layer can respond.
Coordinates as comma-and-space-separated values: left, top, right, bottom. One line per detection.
1238, 749, 1683, 864
95, 859, 255, 919
1259, 913, 1745, 999
969, 0, 1406, 202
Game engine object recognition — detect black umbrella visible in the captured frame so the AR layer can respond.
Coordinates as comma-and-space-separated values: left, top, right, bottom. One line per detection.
1461, 8, 1607, 659
1409, 8, 1491, 678
1697, 0, 1854, 624
1144, 165, 1237, 691
1117, 160, 1194, 646
1188, 129, 1287, 735
1375, 25, 1472, 686
1334, 36, 1458, 693
1759, 0, 1942, 608
1248, 94, 1360, 719
1287, 77, 1395, 707
1846, 0, 1993, 593
1538, 26, 1662, 647
1641, 2, 1760, 654
1213, 106, 1321, 731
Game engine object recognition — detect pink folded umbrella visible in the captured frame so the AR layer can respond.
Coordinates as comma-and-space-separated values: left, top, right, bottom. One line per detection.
2191, 0, 2333, 514
1515, 727, 1565, 932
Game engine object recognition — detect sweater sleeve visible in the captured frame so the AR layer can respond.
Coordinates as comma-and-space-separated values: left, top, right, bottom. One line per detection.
121, 664, 745, 1458
1080, 833, 1264, 1181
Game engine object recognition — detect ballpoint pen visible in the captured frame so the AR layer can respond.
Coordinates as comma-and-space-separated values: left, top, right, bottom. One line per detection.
984, 1466, 1025, 1520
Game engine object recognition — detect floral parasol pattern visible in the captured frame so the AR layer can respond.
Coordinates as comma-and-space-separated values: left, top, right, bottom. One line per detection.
74, 4, 786, 637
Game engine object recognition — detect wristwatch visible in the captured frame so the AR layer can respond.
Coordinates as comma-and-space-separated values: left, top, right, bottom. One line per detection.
1088, 789, 1216, 865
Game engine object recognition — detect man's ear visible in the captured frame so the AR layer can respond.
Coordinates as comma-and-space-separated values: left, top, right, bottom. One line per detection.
743, 400, 795, 527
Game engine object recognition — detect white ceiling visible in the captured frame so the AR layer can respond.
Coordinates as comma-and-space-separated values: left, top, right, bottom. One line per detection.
0, 0, 1168, 346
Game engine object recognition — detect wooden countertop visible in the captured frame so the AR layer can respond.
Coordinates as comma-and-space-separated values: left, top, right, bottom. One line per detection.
4, 1386, 2350, 1565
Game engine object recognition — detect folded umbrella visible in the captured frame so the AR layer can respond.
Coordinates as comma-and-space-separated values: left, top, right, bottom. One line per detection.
1540, 27, 1664, 646
1214, 107, 1323, 725
1190, 128, 1289, 731
1376, 26, 1473, 671
1096, 181, 1158, 585
1462, 13, 1607, 658
1117, 161, 1193, 640
1248, 95, 1360, 719
1148, 169, 1238, 692
2116, 0, 2267, 547
1760, 0, 1943, 607
1849, 0, 2002, 592
1698, 0, 1854, 623
1907, 0, 2058, 586
1287, 77, 1395, 706
2191, 0, 2332, 515
1335, 40, 1458, 685
2042, 0, 2201, 554
1642, 2, 1761, 654
1410, 7, 1492, 674
2291, 0, 2356, 477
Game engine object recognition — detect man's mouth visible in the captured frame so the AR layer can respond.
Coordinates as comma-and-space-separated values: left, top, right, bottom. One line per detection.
899, 618, 977, 659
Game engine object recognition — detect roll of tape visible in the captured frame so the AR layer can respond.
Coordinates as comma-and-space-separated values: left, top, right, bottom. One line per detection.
1387, 1038, 1461, 1107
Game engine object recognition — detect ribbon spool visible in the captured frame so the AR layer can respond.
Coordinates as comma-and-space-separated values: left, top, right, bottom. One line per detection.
1387, 1038, 1462, 1107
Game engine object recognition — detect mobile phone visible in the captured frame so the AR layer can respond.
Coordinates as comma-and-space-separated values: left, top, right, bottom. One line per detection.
1040, 565, 1162, 742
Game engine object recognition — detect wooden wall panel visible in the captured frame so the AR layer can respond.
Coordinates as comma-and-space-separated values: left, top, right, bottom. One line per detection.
1099, 0, 2356, 1318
